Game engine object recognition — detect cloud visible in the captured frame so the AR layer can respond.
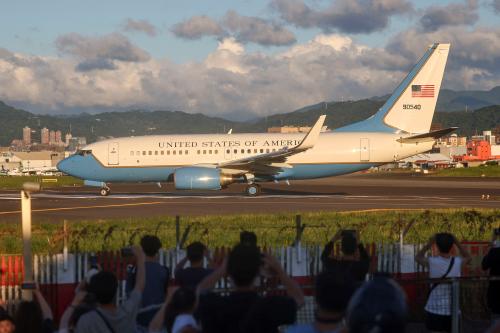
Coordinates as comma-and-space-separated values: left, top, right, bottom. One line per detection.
271, 0, 413, 34
171, 15, 224, 39
493, 0, 500, 13
122, 18, 157, 37
171, 11, 296, 46
2, 28, 500, 118
55, 32, 150, 71
419, 0, 478, 32
386, 26, 500, 88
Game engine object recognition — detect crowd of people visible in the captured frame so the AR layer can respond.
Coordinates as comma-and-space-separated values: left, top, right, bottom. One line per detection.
0, 229, 499, 333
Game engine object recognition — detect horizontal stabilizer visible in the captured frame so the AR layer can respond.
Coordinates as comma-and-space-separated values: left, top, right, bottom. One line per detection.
397, 127, 458, 144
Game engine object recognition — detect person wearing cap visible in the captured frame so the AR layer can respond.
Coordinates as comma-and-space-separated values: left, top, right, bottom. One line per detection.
346, 276, 408, 333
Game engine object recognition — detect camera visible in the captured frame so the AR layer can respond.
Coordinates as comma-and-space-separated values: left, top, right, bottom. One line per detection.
121, 247, 134, 257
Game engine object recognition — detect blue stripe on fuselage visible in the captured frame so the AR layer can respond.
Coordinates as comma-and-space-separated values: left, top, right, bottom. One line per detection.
57, 154, 377, 183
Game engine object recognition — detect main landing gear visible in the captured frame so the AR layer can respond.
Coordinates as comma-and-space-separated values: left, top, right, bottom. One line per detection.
245, 184, 261, 196
100, 187, 111, 196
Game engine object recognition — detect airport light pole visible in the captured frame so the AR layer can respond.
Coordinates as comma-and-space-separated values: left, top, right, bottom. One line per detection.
21, 182, 40, 300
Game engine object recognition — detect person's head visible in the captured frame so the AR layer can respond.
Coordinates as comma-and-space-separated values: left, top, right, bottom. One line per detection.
140, 235, 162, 258
240, 231, 257, 247
341, 233, 357, 256
346, 277, 407, 333
88, 271, 118, 305
315, 271, 356, 317
13, 301, 42, 333
165, 287, 197, 332
435, 233, 454, 254
186, 242, 206, 264
0, 312, 15, 333
227, 244, 261, 288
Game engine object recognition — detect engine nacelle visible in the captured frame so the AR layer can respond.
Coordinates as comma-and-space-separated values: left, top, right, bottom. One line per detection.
174, 167, 236, 190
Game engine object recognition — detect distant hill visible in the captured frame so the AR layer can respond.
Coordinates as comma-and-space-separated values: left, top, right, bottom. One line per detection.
1, 91, 499, 146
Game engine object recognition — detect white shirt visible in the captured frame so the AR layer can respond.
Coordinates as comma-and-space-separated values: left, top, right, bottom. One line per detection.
425, 256, 462, 315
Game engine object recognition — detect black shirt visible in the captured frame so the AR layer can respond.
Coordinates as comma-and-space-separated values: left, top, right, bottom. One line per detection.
198, 291, 297, 333
482, 246, 500, 314
321, 242, 370, 282
175, 267, 213, 289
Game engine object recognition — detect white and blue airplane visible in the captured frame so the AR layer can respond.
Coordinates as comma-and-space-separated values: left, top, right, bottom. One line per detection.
58, 43, 455, 196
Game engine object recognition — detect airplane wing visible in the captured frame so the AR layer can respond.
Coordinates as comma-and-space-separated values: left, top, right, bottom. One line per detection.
397, 127, 458, 144
218, 115, 326, 176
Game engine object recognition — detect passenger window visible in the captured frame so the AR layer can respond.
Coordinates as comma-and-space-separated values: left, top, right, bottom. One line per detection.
254, 149, 257, 153
130, 151, 134, 156
197, 150, 200, 155
142, 151, 146, 156
136, 151, 140, 156
185, 150, 188, 155
260, 149, 264, 153
241, 149, 245, 154
161, 151, 164, 155
266, 149, 270, 153
234, 149, 238, 154
179, 150, 183, 155
247, 149, 251, 153
148, 151, 152, 155
167, 151, 170, 155
209, 150, 212, 154
155, 151, 158, 155
226, 149, 230, 154
173, 150, 176, 155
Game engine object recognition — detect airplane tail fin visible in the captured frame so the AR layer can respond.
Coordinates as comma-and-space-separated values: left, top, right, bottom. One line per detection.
336, 43, 450, 134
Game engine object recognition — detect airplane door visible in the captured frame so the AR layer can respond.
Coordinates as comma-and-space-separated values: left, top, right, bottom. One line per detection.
360, 138, 370, 161
108, 142, 119, 165
224, 148, 233, 160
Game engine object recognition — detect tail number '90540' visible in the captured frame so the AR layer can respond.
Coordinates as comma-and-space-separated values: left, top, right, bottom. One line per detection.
403, 104, 421, 110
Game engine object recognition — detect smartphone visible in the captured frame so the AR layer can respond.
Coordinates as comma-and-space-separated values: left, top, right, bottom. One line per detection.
341, 229, 356, 237
89, 255, 98, 269
21, 282, 37, 290
121, 247, 133, 257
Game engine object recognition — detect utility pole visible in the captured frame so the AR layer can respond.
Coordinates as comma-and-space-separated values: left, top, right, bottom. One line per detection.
21, 182, 41, 300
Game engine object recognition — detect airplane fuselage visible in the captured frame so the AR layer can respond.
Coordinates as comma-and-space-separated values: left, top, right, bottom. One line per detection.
59, 131, 433, 183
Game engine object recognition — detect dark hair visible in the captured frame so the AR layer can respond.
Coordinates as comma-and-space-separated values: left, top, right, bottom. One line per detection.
140, 235, 162, 257
14, 301, 43, 333
88, 271, 118, 304
186, 242, 205, 263
164, 287, 197, 333
435, 233, 454, 254
315, 270, 356, 313
347, 277, 407, 333
240, 231, 257, 247
341, 233, 357, 255
227, 244, 261, 287
70, 293, 98, 328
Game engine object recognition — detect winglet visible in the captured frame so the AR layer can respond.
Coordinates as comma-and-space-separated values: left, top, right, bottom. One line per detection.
295, 115, 326, 150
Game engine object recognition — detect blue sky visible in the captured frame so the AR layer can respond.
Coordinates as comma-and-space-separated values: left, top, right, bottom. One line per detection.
1, 0, 499, 117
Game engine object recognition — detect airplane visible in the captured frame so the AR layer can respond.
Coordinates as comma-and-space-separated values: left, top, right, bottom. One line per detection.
57, 43, 454, 197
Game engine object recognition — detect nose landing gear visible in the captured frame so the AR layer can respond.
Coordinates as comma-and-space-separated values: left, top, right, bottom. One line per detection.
100, 187, 110, 196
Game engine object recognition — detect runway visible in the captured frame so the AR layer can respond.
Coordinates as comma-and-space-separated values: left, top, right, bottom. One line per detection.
0, 175, 498, 222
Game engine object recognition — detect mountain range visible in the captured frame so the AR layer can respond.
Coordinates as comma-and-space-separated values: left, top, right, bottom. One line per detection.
1, 86, 499, 146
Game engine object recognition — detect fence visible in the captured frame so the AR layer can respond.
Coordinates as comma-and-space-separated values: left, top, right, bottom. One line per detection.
0, 241, 493, 323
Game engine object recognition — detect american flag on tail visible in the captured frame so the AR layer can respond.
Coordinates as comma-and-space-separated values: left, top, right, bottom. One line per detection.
412, 84, 434, 97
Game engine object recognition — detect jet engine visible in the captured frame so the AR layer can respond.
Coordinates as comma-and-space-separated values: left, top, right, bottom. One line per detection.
173, 167, 237, 190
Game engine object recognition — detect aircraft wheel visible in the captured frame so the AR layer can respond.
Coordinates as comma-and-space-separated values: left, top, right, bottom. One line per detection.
100, 188, 110, 196
245, 184, 261, 197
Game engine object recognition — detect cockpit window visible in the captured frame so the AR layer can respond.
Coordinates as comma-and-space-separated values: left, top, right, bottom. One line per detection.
76, 150, 92, 156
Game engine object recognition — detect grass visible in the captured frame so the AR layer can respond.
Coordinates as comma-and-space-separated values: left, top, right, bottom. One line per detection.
430, 165, 500, 177
0, 209, 498, 254
0, 176, 83, 189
